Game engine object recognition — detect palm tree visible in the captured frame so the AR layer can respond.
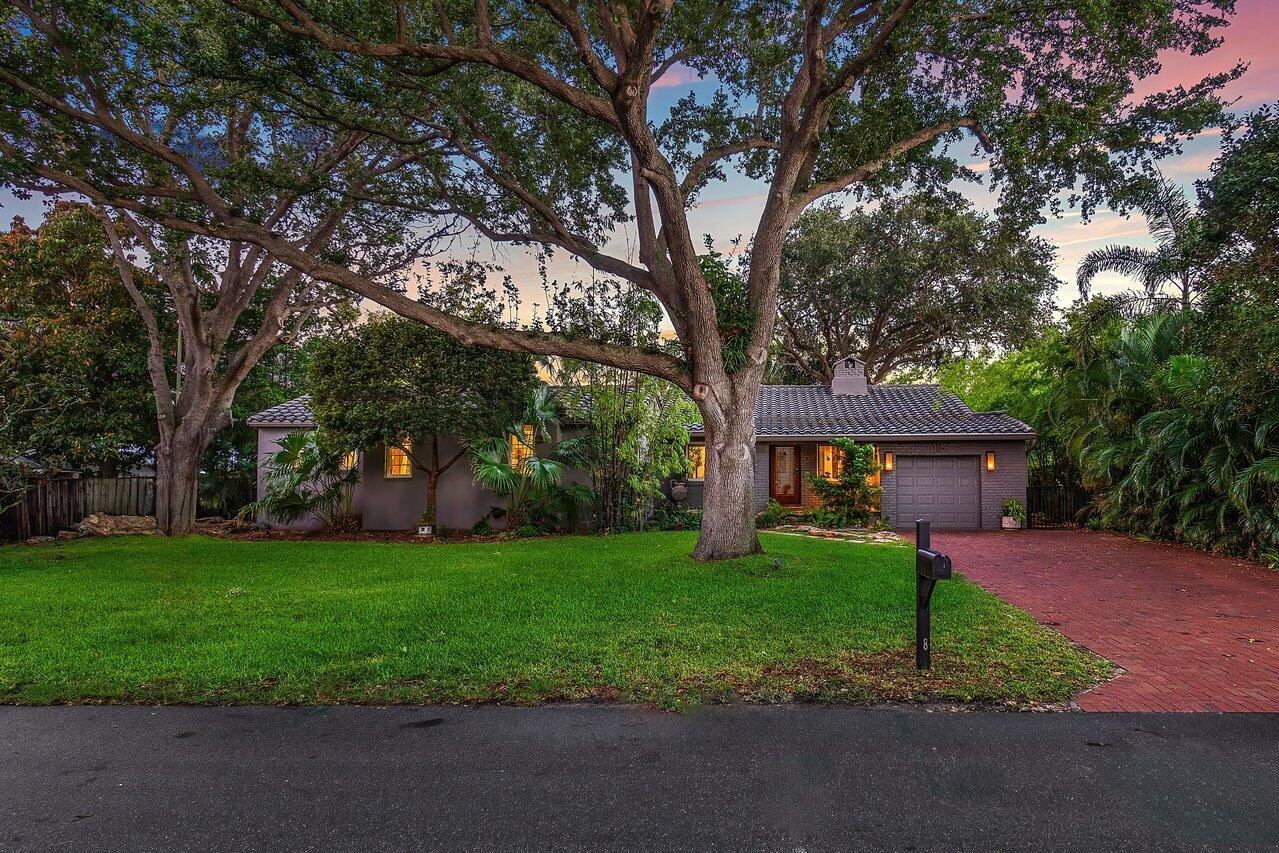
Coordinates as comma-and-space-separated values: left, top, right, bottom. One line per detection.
470, 387, 592, 534
1077, 174, 1202, 314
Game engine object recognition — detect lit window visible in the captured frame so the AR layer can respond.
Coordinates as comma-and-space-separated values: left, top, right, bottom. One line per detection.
687, 443, 706, 480
816, 444, 845, 480
385, 443, 412, 478
340, 451, 359, 472
510, 424, 536, 469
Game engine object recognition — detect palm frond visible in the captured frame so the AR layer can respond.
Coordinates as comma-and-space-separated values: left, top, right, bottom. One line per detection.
1077, 244, 1157, 297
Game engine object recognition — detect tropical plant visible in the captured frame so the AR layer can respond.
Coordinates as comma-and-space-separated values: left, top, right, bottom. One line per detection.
243, 430, 360, 531
543, 278, 698, 532
1001, 499, 1026, 524
1077, 173, 1206, 314
807, 439, 881, 529
470, 388, 593, 535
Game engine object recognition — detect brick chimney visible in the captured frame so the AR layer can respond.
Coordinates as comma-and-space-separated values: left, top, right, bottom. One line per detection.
830, 355, 868, 396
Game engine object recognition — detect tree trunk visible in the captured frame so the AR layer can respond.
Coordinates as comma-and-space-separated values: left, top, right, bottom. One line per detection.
424, 470, 439, 527
154, 432, 202, 534
692, 385, 762, 561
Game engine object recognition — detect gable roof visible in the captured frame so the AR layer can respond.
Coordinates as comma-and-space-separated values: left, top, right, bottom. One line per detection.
689, 384, 1034, 440
247, 396, 316, 428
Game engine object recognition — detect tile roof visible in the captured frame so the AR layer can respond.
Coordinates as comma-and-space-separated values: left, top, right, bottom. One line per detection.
689, 384, 1034, 439
250, 386, 1035, 439
246, 396, 317, 428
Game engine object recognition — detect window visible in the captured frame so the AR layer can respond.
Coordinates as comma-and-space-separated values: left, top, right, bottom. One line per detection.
816, 444, 845, 480
687, 443, 706, 480
340, 451, 359, 473
510, 424, 536, 469
384, 443, 412, 478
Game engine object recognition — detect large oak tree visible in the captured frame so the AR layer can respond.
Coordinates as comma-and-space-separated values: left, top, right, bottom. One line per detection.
0, 0, 1239, 557
773, 193, 1059, 384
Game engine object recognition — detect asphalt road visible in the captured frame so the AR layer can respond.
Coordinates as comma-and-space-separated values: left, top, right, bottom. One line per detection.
3, 705, 1277, 852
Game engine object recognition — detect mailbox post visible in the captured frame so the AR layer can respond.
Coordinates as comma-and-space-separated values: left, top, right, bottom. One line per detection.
914, 519, 952, 670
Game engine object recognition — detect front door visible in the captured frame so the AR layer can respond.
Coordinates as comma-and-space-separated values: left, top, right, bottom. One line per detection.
769, 445, 801, 505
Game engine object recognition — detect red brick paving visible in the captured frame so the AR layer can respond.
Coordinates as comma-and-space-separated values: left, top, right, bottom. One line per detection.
926, 529, 1279, 712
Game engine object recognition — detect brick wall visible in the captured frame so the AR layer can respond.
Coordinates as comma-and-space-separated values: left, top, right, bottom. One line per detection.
697, 438, 1029, 530
877, 439, 1028, 530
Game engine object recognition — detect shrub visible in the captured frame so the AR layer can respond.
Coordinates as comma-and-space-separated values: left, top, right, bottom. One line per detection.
807, 439, 882, 528
649, 505, 702, 531
243, 429, 359, 531
755, 499, 788, 528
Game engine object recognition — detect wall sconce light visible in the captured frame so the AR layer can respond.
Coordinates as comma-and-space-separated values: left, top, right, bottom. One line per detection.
883, 451, 895, 472
985, 451, 996, 472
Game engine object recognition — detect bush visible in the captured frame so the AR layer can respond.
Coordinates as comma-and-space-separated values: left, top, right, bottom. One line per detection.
807, 439, 882, 528
242, 429, 359, 531
649, 505, 702, 531
755, 499, 788, 528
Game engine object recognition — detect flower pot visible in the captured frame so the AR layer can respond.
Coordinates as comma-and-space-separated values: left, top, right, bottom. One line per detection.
670, 481, 689, 503
1001, 516, 1023, 530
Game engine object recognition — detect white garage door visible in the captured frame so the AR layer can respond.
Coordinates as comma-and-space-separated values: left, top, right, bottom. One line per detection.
893, 456, 980, 529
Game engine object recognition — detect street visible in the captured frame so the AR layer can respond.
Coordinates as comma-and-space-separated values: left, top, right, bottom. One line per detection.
4, 705, 1277, 851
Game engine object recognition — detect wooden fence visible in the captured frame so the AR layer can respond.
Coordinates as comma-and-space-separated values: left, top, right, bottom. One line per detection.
1, 476, 157, 542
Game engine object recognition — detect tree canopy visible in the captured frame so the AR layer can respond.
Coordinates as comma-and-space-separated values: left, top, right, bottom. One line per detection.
773, 193, 1058, 383
0, 0, 1241, 557
308, 314, 537, 524
0, 204, 158, 471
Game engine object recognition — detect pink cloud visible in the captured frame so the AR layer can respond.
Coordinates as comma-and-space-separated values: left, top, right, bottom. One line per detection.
651, 62, 703, 88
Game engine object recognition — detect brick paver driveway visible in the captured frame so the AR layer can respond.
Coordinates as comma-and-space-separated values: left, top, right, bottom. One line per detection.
927, 529, 1279, 712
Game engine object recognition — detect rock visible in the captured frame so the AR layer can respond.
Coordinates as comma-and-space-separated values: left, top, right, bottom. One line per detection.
76, 514, 157, 536
24, 536, 54, 545
56, 530, 81, 540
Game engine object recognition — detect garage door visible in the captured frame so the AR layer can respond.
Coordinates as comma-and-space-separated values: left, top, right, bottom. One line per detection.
893, 456, 980, 529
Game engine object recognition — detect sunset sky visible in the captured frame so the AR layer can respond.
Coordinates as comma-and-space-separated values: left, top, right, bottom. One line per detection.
496, 0, 1279, 321
3, 1, 1275, 322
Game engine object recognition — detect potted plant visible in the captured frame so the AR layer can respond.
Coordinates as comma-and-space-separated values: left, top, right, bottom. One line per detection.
1001, 498, 1027, 530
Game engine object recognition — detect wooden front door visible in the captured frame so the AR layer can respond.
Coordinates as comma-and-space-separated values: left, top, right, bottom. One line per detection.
769, 445, 801, 505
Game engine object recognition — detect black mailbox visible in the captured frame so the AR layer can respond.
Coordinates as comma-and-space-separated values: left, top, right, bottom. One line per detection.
916, 548, 952, 580
913, 520, 953, 670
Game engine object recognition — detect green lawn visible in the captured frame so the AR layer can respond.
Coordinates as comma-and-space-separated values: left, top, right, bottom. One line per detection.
0, 532, 1108, 708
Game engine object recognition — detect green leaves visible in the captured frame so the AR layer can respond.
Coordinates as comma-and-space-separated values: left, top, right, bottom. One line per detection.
308, 313, 536, 453
698, 252, 756, 375
245, 428, 359, 529
776, 193, 1058, 382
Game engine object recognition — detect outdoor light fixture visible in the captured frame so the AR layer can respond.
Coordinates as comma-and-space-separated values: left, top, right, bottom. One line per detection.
883, 452, 895, 472
986, 451, 996, 472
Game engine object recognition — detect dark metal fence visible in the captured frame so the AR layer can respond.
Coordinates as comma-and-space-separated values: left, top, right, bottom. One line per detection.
1, 476, 157, 541
1027, 483, 1091, 529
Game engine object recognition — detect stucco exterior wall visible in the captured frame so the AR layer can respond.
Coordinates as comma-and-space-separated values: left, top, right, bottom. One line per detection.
358, 437, 503, 531
256, 425, 580, 532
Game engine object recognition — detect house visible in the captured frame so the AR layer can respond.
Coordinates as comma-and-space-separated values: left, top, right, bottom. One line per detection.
247, 398, 587, 531
684, 357, 1033, 529
249, 357, 1032, 531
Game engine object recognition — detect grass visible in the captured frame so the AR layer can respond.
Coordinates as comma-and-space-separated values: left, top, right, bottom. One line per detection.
0, 532, 1110, 709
